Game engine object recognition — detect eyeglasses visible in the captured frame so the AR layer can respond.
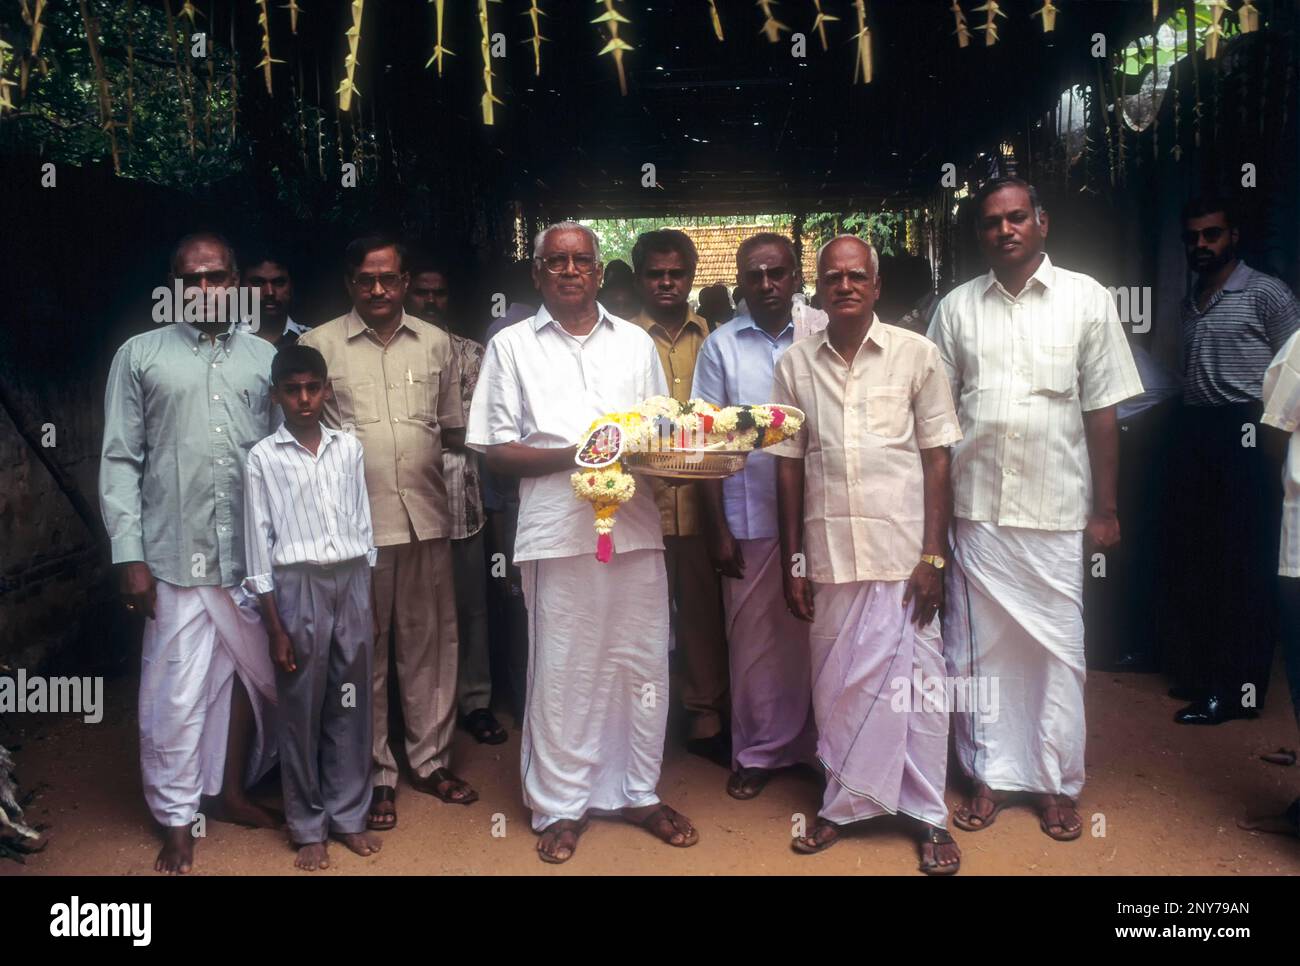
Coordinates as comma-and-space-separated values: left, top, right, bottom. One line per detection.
539, 254, 599, 275
818, 269, 874, 287
1183, 227, 1227, 246
351, 273, 406, 291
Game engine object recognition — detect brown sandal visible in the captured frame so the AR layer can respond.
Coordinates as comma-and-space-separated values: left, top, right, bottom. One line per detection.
632, 804, 699, 848
367, 786, 397, 831
1037, 794, 1083, 841
953, 785, 1007, 832
726, 766, 771, 800
792, 819, 841, 855
411, 767, 479, 805
537, 817, 589, 864
918, 826, 961, 875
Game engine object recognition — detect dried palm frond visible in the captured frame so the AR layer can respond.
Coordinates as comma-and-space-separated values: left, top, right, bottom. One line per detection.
1239, 1, 1260, 33
1031, 0, 1058, 33
756, 0, 790, 44
593, 0, 633, 96
972, 0, 1006, 47
480, 0, 503, 123
852, 0, 871, 83
810, 0, 838, 51
523, 1, 546, 77
0, 33, 15, 115
427, 0, 456, 76
1204, 0, 1229, 59
77, 0, 122, 170
338, 0, 365, 112
256, 0, 284, 95
284, 0, 302, 35
706, 0, 724, 41
950, 1, 971, 49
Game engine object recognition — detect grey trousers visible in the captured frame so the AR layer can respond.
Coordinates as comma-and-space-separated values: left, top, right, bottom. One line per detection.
453, 528, 492, 715
273, 558, 374, 842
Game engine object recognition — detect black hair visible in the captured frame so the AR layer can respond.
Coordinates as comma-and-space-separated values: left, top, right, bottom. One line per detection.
271, 344, 328, 385
972, 177, 1043, 219
632, 229, 699, 274
1181, 194, 1238, 228
344, 233, 407, 274
736, 232, 796, 269
241, 243, 294, 278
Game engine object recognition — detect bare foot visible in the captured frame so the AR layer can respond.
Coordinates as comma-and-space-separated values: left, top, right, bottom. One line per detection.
335, 831, 382, 856
155, 826, 194, 874
213, 794, 282, 829
294, 842, 329, 871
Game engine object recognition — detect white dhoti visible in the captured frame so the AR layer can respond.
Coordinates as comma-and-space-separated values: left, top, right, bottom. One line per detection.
519, 549, 670, 832
138, 582, 278, 826
945, 519, 1086, 798
811, 580, 949, 828
725, 537, 816, 770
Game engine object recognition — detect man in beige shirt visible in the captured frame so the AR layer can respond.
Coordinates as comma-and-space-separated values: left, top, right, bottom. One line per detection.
926, 179, 1141, 842
773, 236, 963, 874
631, 229, 730, 766
299, 235, 476, 830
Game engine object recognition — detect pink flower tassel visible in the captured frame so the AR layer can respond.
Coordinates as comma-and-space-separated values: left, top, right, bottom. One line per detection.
596, 532, 613, 562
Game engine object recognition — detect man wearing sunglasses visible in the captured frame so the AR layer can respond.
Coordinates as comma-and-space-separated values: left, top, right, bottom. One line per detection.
299, 234, 477, 831
1163, 196, 1300, 725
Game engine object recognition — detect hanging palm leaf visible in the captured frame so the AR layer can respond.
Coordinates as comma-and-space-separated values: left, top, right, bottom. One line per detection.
24, 0, 46, 59
523, 1, 547, 77
810, 1, 838, 52
480, 0, 504, 123
972, 1, 1006, 47
950, 1, 971, 49
1238, 1, 1260, 33
0, 33, 14, 115
256, 0, 285, 95
706, 0, 724, 41
756, 1, 790, 44
1031, 0, 1058, 33
1204, 0, 1228, 59
180, 1, 201, 21
284, 0, 302, 35
338, 0, 365, 112
852, 0, 872, 83
593, 0, 633, 96
427, 0, 455, 75
76, 0, 121, 172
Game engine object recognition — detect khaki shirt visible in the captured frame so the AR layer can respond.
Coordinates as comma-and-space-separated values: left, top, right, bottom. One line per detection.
299, 310, 463, 548
769, 319, 962, 584
633, 310, 710, 537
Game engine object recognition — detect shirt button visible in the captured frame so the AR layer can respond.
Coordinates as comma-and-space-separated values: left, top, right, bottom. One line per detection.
389, 383, 397, 389
217, 491, 225, 498
674, 377, 681, 384
211, 363, 218, 368
215, 426, 223, 433
400, 488, 408, 497
212, 394, 220, 400
392, 417, 399, 423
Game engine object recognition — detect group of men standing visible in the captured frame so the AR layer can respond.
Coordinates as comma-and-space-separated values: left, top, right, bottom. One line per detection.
99, 174, 1300, 875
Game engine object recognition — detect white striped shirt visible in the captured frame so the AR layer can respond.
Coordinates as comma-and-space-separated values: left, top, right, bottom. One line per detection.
1262, 331, 1300, 577
243, 424, 376, 594
927, 254, 1143, 531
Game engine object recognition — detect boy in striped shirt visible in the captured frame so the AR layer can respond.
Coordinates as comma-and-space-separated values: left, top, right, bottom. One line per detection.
243, 345, 380, 870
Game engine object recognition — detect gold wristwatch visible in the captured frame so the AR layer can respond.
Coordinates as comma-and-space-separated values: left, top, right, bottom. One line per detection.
920, 554, 946, 570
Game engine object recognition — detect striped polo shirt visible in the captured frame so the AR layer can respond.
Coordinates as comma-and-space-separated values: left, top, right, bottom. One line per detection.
1182, 261, 1300, 407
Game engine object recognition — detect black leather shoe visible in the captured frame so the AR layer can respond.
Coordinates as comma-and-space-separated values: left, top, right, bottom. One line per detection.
1174, 695, 1260, 725
686, 731, 732, 769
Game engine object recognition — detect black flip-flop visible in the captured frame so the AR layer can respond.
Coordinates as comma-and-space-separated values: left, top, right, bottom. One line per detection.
367, 786, 397, 831
462, 708, 509, 745
918, 826, 961, 875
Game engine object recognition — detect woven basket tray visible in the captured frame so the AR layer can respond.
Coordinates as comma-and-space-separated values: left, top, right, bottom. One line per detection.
623, 450, 749, 479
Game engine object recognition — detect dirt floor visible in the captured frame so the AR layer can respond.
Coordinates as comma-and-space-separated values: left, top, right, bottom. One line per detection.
4, 665, 1299, 876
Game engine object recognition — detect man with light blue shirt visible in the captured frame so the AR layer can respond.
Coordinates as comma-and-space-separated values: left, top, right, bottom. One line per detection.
99, 232, 280, 874
693, 232, 820, 801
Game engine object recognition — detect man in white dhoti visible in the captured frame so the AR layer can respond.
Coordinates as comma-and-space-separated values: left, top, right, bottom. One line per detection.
693, 233, 822, 800
100, 232, 280, 873
772, 236, 963, 874
467, 222, 698, 863
927, 179, 1142, 841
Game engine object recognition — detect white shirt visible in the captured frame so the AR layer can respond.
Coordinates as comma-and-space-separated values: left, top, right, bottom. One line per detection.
1262, 331, 1300, 577
927, 253, 1143, 531
466, 303, 668, 563
242, 424, 376, 594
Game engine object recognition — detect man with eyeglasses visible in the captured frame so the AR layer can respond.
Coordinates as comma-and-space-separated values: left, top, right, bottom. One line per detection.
629, 229, 730, 768
100, 231, 281, 873
692, 233, 821, 802
928, 178, 1141, 843
468, 221, 699, 863
299, 234, 477, 832
1162, 196, 1300, 725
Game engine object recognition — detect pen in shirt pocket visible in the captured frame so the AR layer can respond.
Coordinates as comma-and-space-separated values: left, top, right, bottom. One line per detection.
242, 389, 251, 408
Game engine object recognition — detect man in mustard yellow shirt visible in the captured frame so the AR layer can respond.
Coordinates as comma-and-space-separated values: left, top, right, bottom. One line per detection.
631, 230, 729, 765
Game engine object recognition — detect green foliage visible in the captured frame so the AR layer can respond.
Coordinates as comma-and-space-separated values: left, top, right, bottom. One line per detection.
0, 0, 241, 187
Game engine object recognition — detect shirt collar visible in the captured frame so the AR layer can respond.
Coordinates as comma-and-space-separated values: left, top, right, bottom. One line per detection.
344, 308, 419, 341
273, 422, 339, 452
981, 251, 1055, 298
1222, 260, 1253, 292
176, 318, 242, 351
815, 314, 886, 359
733, 311, 794, 341
531, 301, 616, 334
633, 309, 708, 342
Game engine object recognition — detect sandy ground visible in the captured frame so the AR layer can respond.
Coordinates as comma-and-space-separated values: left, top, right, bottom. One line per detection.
3, 665, 1299, 877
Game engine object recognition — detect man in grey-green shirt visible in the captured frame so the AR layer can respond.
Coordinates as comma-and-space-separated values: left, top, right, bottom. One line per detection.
99, 232, 280, 874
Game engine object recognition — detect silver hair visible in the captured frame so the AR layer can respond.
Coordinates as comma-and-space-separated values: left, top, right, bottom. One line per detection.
532, 221, 601, 263
815, 234, 880, 275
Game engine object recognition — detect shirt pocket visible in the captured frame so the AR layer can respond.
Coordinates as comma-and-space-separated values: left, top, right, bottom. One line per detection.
1032, 344, 1079, 398
864, 386, 912, 438
331, 376, 382, 425
406, 367, 443, 424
